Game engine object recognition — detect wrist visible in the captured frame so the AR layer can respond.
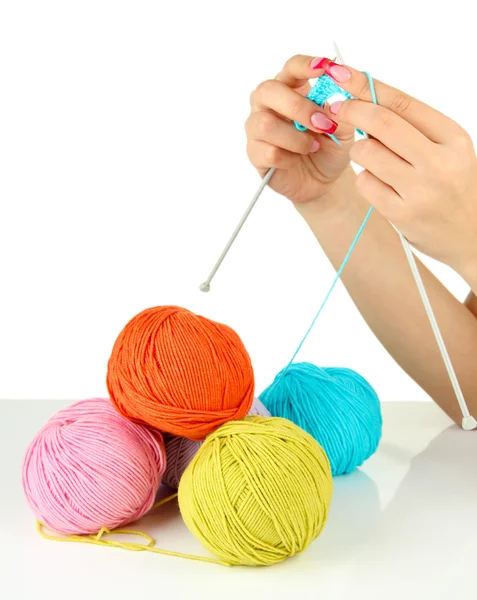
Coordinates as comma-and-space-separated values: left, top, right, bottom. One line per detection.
295, 166, 366, 222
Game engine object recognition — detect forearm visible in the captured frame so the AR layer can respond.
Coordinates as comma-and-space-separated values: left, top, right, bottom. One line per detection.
296, 167, 477, 425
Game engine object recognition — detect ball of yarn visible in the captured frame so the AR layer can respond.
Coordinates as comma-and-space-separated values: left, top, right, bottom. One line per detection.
178, 415, 333, 566
259, 363, 382, 476
163, 397, 270, 489
107, 306, 254, 440
22, 398, 166, 535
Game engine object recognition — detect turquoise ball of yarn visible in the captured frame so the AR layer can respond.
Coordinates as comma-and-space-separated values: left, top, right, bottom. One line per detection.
259, 362, 382, 476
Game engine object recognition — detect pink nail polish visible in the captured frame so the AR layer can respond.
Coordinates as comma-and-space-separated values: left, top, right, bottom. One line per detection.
311, 112, 338, 134
329, 100, 344, 115
310, 139, 320, 152
311, 57, 327, 70
325, 62, 351, 83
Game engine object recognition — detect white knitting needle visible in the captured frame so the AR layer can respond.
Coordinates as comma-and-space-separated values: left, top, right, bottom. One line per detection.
333, 41, 344, 65
349, 50, 476, 430
396, 230, 476, 429
199, 166, 275, 292
199, 51, 339, 293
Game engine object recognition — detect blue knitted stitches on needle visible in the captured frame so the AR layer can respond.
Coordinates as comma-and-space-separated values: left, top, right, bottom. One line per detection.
295, 74, 364, 141
295, 74, 352, 131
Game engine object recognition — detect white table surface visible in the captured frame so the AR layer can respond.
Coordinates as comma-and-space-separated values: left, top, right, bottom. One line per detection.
1, 400, 476, 600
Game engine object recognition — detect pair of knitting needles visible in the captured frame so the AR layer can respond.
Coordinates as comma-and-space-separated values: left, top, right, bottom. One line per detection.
199, 44, 476, 430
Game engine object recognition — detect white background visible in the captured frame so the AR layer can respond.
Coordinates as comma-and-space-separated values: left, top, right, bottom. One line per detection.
0, 0, 475, 403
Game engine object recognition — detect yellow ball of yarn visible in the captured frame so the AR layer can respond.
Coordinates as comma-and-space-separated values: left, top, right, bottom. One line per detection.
178, 415, 333, 566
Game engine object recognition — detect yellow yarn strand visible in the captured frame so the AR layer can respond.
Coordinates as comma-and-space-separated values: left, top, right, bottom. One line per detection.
36, 492, 231, 567
178, 415, 333, 566
151, 492, 179, 510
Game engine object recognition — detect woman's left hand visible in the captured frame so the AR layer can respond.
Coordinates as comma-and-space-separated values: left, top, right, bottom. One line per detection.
323, 60, 477, 283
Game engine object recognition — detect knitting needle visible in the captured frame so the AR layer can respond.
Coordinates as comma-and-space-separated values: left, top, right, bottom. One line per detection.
333, 41, 344, 65
199, 51, 339, 293
341, 50, 475, 429
396, 229, 476, 430
199, 166, 275, 292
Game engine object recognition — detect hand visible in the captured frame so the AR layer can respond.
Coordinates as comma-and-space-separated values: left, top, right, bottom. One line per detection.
323, 61, 477, 280
246, 55, 356, 204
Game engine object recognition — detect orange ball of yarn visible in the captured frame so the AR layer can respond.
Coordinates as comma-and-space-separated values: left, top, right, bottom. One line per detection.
107, 306, 254, 440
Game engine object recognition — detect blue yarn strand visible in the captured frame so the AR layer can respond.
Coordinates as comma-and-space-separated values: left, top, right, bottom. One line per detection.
287, 71, 378, 367
287, 204, 373, 367
259, 73, 384, 475
363, 70, 378, 103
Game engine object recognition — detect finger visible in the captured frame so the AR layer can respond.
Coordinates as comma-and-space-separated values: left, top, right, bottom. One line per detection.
331, 99, 432, 166
350, 138, 416, 195
246, 140, 301, 173
355, 170, 407, 225
274, 55, 354, 141
318, 58, 458, 143
321, 101, 355, 142
246, 112, 321, 155
274, 54, 326, 88
250, 79, 339, 136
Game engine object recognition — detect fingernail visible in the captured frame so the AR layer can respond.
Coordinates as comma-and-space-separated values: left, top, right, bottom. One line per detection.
311, 57, 327, 70
310, 139, 320, 152
326, 62, 351, 83
311, 112, 338, 134
329, 100, 344, 115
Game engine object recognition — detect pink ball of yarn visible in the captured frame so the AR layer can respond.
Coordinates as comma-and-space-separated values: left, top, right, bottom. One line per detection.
22, 398, 166, 535
163, 397, 270, 489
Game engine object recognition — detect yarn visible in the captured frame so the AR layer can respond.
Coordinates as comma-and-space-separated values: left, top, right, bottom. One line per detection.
107, 305, 255, 440
286, 206, 374, 367
163, 397, 270, 489
294, 73, 364, 139
259, 363, 382, 476
178, 415, 333, 566
295, 74, 352, 132
22, 398, 165, 535
27, 72, 390, 567
36, 490, 231, 566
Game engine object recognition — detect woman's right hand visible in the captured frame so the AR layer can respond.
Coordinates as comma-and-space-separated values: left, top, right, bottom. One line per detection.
246, 55, 356, 205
